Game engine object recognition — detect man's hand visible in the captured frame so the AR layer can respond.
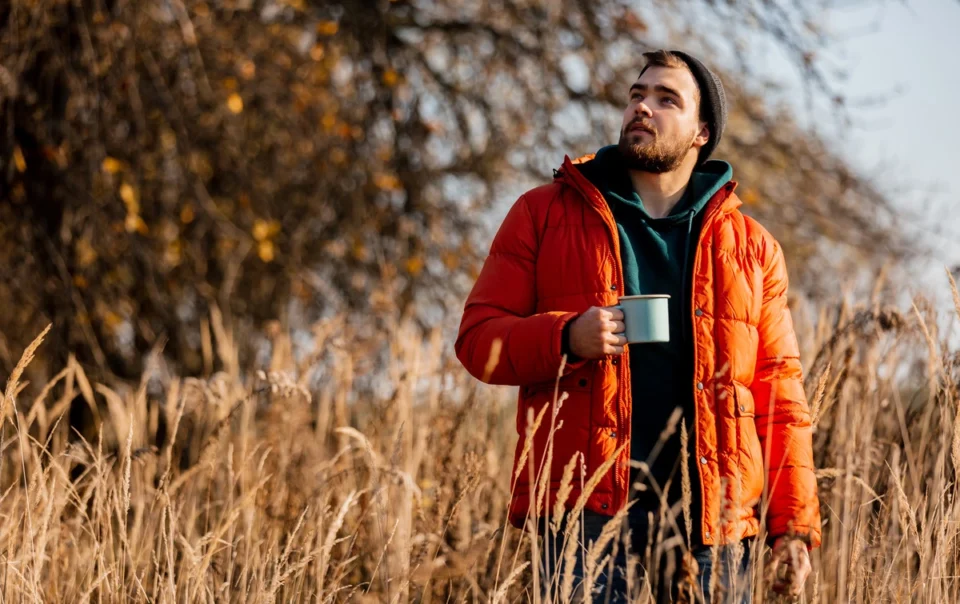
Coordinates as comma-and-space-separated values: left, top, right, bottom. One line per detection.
568, 306, 626, 360
770, 537, 811, 597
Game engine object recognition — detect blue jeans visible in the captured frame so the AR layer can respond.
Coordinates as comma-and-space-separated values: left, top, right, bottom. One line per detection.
539, 509, 753, 603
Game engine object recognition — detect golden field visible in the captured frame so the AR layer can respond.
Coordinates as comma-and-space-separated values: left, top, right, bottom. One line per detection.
2, 275, 960, 603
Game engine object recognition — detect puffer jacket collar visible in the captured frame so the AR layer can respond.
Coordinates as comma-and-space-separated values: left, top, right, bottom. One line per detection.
553, 153, 742, 226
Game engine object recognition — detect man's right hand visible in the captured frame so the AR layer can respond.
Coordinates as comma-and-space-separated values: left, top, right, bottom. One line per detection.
568, 306, 627, 360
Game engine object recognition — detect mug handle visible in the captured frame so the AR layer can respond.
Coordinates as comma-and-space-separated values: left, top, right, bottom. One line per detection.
610, 305, 626, 335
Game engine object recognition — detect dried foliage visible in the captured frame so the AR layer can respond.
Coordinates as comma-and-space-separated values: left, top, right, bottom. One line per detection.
0, 277, 958, 601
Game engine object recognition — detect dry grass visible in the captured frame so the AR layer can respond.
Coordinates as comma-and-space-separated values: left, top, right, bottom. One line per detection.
3, 280, 960, 602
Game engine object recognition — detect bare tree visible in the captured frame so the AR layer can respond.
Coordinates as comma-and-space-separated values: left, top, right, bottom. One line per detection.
0, 0, 913, 380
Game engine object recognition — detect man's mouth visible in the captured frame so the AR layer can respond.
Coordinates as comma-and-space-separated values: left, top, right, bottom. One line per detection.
628, 123, 655, 135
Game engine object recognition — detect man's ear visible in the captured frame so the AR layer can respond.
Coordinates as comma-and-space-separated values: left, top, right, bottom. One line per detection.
693, 122, 710, 149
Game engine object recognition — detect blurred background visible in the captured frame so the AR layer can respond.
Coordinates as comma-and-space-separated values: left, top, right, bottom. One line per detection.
3, 2, 960, 602
2, 0, 956, 385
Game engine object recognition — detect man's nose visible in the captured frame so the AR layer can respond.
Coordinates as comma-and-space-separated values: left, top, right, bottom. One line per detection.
635, 101, 653, 118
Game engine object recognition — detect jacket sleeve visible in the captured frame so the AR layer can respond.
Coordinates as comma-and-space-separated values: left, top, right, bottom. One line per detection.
750, 239, 822, 549
455, 193, 589, 386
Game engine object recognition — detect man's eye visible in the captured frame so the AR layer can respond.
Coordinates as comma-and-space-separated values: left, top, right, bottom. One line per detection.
663, 97, 677, 106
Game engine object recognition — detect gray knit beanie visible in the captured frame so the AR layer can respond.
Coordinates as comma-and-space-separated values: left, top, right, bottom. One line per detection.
638, 50, 727, 164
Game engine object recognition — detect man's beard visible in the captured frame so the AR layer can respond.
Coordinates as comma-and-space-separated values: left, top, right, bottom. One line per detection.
618, 122, 697, 173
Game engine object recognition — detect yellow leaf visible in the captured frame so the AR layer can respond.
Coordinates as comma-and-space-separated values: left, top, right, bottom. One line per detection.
310, 44, 325, 61
160, 129, 177, 151
102, 157, 123, 174
13, 146, 26, 172
104, 311, 123, 329
73, 275, 88, 289
316, 20, 339, 36
164, 240, 182, 267
76, 238, 98, 268
125, 214, 148, 234
257, 240, 275, 262
253, 218, 281, 241
382, 69, 398, 87
373, 173, 402, 191
227, 93, 244, 114
120, 183, 139, 213
239, 60, 256, 80
442, 251, 459, 271
180, 204, 195, 224
352, 241, 369, 261
321, 113, 337, 132
405, 256, 424, 276
43, 144, 68, 168
188, 152, 213, 180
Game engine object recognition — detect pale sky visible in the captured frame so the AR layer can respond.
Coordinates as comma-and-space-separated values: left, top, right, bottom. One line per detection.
757, 0, 960, 273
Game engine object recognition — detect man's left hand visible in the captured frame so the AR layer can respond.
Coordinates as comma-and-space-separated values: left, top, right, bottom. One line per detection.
770, 536, 811, 597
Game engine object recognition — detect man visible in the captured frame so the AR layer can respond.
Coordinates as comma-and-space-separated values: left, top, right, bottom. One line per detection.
455, 50, 820, 602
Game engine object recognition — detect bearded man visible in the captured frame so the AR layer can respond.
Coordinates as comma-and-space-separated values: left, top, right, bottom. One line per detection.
456, 49, 821, 603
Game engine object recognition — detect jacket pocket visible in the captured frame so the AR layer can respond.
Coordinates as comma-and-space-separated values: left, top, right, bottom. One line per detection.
734, 383, 764, 507
521, 363, 594, 398
516, 366, 594, 486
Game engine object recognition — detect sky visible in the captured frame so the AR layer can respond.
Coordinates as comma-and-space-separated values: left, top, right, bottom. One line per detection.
826, 0, 960, 213
752, 0, 960, 290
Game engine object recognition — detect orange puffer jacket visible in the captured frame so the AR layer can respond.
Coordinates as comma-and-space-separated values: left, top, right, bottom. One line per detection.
455, 153, 822, 548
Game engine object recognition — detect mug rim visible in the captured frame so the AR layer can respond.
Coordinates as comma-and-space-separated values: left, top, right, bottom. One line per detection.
618, 294, 671, 300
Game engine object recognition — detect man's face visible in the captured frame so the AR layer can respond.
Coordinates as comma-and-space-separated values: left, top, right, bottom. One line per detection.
618, 65, 708, 173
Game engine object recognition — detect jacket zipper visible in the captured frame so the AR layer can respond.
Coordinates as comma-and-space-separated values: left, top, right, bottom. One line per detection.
688, 186, 732, 544
559, 164, 629, 510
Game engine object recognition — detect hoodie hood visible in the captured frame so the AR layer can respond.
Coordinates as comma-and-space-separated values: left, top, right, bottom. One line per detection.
576, 145, 733, 227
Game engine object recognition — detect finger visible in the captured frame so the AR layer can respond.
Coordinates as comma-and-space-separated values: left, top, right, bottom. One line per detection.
605, 307, 625, 321
604, 333, 628, 347
794, 560, 811, 593
771, 564, 788, 589
603, 344, 625, 355
603, 321, 627, 333
771, 562, 792, 594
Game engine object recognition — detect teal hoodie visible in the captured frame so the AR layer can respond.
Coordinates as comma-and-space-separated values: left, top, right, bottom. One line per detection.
576, 144, 733, 544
